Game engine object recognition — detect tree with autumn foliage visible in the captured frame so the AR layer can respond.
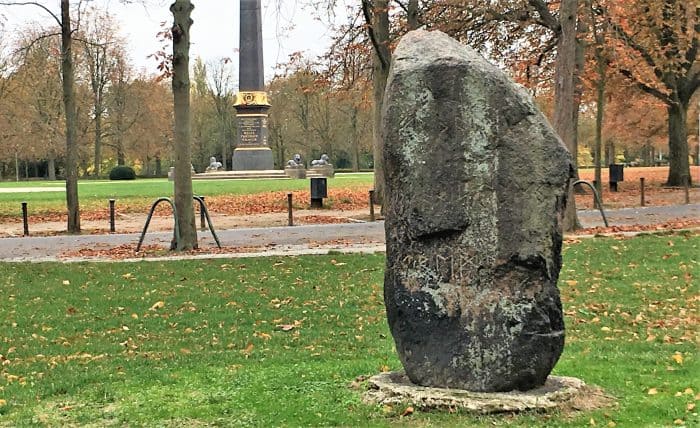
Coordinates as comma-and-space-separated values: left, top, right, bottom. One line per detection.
0, 0, 83, 232
267, 51, 373, 169
604, 0, 698, 186
13, 34, 65, 180
0, 0, 150, 233
312, 1, 584, 228
77, 8, 127, 177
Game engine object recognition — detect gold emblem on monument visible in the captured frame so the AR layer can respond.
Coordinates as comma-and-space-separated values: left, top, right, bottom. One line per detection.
234, 91, 271, 107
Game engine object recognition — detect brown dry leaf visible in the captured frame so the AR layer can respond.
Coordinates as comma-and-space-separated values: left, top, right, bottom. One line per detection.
0, 399, 6, 406
242, 342, 254, 355
62, 280, 70, 285
648, 388, 658, 395
672, 353, 684, 364
277, 324, 295, 331
566, 280, 578, 286
607, 422, 617, 427
380, 365, 390, 373
180, 348, 191, 355
150, 301, 165, 311
673, 419, 684, 425
687, 403, 696, 411
401, 406, 414, 417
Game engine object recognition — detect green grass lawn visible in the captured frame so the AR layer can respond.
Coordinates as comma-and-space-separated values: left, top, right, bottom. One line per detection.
0, 233, 697, 426
0, 174, 374, 218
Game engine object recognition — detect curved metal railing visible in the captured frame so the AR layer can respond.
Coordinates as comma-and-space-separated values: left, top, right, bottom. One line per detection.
194, 195, 221, 248
573, 180, 609, 228
136, 196, 221, 252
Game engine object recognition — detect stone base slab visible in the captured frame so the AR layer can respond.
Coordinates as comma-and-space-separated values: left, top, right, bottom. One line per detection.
307, 165, 335, 178
192, 170, 287, 180
232, 147, 275, 171
284, 167, 306, 179
363, 372, 586, 414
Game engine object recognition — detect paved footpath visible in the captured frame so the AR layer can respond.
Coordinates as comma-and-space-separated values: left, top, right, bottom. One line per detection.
0, 204, 697, 262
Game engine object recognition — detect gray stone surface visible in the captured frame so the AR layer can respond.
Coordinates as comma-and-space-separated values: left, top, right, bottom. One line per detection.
364, 372, 586, 413
284, 166, 306, 179
382, 30, 572, 392
308, 165, 335, 178
231, 147, 274, 171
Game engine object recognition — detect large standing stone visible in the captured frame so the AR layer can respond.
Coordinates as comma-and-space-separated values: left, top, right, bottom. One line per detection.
382, 30, 572, 393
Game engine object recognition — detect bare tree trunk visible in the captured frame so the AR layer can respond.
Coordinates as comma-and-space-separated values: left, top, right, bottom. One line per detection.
221, 119, 228, 170
116, 147, 126, 165
594, 72, 605, 199
61, 0, 80, 233
553, 0, 580, 231
170, 0, 197, 250
94, 111, 102, 176
407, 0, 419, 30
48, 154, 56, 181
363, 0, 391, 209
351, 105, 360, 171
588, 0, 605, 200
667, 101, 691, 186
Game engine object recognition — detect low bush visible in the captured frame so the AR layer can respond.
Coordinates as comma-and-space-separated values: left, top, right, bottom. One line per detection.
109, 165, 136, 180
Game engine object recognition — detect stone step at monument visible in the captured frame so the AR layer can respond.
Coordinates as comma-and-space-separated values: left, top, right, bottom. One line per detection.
192, 170, 289, 180
305, 171, 328, 178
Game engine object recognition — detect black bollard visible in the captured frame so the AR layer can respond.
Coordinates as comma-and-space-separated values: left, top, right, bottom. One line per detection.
109, 199, 116, 233
369, 189, 375, 222
287, 193, 294, 226
21, 201, 28, 236
684, 175, 690, 205
640, 178, 645, 207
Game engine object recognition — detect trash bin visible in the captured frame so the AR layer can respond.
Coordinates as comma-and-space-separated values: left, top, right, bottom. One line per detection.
310, 177, 327, 208
609, 164, 624, 192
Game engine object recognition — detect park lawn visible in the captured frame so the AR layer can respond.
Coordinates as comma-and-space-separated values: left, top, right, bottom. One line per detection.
0, 173, 374, 218
0, 233, 697, 427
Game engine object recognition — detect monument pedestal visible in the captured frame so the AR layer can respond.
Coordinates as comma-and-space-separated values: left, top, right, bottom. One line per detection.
232, 147, 274, 171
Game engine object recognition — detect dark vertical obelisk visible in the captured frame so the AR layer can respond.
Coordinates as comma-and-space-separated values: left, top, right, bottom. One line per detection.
232, 0, 274, 170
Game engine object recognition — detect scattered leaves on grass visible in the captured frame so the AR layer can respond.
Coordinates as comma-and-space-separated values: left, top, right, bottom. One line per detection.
60, 244, 274, 260
577, 219, 700, 236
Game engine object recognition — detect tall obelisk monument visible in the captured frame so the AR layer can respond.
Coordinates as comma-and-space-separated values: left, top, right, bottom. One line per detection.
232, 0, 274, 170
